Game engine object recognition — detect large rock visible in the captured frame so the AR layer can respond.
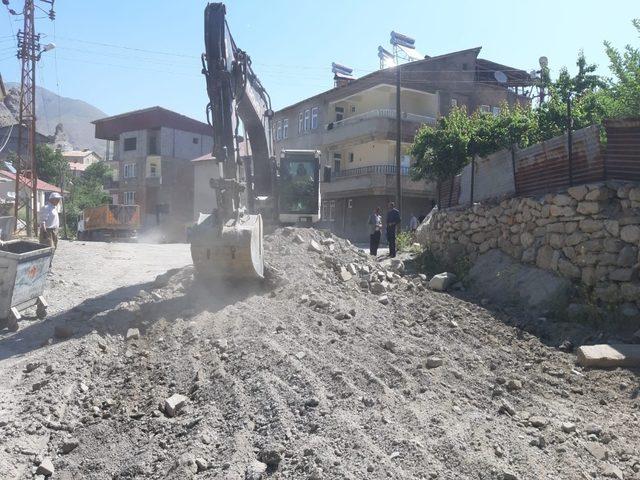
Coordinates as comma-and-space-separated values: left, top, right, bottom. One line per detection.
164, 394, 188, 417
36, 458, 55, 476
429, 272, 457, 291
536, 245, 559, 271
620, 225, 640, 243
577, 344, 640, 368
337, 267, 352, 282
567, 185, 588, 201
468, 250, 572, 314
308, 240, 323, 253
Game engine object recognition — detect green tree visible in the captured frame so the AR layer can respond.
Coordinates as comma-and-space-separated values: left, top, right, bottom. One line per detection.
410, 104, 540, 183
536, 52, 610, 140
602, 18, 640, 117
63, 162, 113, 235
35, 145, 70, 186
409, 106, 473, 183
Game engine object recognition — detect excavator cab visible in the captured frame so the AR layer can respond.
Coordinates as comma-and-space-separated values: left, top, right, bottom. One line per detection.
277, 150, 321, 224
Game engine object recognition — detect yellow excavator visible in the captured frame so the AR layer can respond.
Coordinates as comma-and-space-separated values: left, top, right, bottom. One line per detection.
190, 3, 323, 281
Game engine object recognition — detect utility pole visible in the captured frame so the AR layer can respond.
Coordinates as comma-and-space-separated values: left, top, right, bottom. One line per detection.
567, 92, 573, 187
6, 0, 56, 237
395, 63, 402, 226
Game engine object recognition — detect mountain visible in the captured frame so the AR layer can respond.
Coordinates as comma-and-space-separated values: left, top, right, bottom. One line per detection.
4, 82, 108, 156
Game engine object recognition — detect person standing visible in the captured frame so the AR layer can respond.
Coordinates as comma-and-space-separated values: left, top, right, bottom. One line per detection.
39, 192, 62, 251
367, 207, 382, 256
409, 213, 418, 232
386, 201, 401, 258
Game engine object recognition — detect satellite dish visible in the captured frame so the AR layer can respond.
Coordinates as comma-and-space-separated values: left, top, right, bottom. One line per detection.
494, 70, 508, 84
539, 56, 548, 68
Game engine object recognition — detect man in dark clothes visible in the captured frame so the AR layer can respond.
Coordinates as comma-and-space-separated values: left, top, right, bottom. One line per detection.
386, 201, 401, 258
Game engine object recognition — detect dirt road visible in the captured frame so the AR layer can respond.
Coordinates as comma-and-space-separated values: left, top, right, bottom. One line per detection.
0, 232, 638, 480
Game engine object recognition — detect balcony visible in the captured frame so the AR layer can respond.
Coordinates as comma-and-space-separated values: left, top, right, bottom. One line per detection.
323, 109, 436, 147
145, 173, 162, 187
104, 179, 120, 190
323, 163, 434, 197
333, 163, 410, 179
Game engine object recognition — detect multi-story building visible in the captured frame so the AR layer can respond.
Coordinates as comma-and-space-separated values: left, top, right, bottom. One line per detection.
273, 47, 531, 242
62, 149, 102, 177
93, 106, 213, 240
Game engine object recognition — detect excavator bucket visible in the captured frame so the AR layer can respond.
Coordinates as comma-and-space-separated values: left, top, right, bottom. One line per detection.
190, 213, 264, 281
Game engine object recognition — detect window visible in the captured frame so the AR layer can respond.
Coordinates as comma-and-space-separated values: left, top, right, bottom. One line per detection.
479, 104, 491, 114
111, 194, 118, 204
347, 199, 353, 208
298, 112, 303, 133
311, 107, 319, 129
123, 137, 137, 152
276, 120, 282, 141
492, 106, 501, 116
349, 152, 354, 163
148, 135, 158, 155
333, 153, 341, 173
123, 191, 136, 205
149, 163, 158, 177
350, 105, 356, 113
450, 98, 458, 108
322, 200, 336, 222
304, 109, 310, 131
282, 119, 288, 139
193, 137, 199, 144
335, 106, 344, 122
124, 163, 137, 178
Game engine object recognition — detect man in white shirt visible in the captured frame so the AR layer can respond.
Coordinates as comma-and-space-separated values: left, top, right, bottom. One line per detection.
39, 192, 62, 250
409, 213, 418, 232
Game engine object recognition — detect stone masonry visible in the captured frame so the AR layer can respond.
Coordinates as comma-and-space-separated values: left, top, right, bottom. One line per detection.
418, 182, 640, 308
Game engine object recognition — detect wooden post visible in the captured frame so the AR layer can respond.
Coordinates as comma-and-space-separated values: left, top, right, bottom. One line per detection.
448, 175, 454, 207
470, 156, 475, 206
567, 93, 573, 187
511, 145, 518, 195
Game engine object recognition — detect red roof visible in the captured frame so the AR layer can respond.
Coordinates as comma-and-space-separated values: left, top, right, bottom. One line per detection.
0, 171, 67, 193
93, 106, 213, 141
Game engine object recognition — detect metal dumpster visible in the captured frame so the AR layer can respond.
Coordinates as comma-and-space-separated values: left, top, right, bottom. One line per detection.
0, 240, 53, 331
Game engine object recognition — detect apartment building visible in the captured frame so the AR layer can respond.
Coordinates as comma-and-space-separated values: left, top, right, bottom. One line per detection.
93, 106, 213, 240
273, 47, 531, 242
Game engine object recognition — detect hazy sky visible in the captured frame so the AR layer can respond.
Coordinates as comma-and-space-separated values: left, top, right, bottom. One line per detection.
1, 0, 638, 123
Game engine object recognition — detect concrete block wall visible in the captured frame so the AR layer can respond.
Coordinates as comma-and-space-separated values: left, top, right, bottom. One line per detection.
418, 182, 640, 308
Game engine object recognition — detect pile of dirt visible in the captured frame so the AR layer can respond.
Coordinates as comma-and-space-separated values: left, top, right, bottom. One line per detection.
1, 227, 639, 480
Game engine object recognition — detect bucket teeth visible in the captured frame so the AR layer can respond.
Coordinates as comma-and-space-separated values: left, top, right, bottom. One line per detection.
190, 214, 264, 281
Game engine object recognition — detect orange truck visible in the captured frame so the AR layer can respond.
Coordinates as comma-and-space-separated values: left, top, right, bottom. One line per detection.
77, 204, 140, 241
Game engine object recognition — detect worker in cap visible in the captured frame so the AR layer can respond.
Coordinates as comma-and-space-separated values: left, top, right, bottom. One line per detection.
39, 192, 62, 255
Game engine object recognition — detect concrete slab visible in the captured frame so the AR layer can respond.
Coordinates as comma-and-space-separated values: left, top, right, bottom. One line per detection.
576, 344, 640, 368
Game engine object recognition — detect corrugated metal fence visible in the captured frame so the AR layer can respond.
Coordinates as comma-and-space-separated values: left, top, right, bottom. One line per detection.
605, 118, 640, 182
439, 118, 640, 207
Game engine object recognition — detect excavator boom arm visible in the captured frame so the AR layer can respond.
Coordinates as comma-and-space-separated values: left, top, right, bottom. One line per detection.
203, 3, 273, 207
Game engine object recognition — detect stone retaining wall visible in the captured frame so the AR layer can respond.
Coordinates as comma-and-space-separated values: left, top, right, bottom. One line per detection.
418, 182, 640, 309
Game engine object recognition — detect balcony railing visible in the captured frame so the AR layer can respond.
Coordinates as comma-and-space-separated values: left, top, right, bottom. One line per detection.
104, 179, 120, 189
326, 109, 436, 131
333, 164, 410, 179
